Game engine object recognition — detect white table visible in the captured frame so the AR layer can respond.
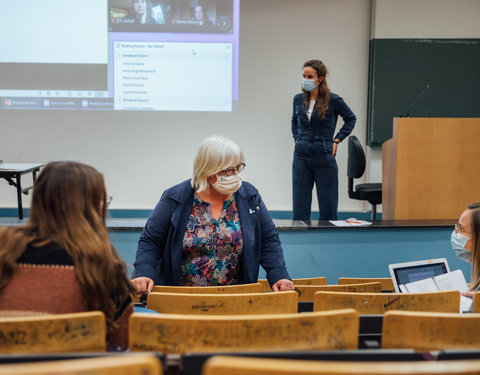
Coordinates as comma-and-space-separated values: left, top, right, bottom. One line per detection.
0, 163, 44, 220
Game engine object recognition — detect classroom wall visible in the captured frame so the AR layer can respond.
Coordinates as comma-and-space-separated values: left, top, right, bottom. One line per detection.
372, 0, 480, 39
1, 0, 478, 215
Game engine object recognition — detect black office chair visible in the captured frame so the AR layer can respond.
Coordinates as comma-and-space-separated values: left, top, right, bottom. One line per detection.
347, 135, 382, 220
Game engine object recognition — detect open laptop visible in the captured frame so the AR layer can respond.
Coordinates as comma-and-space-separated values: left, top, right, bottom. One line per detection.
388, 258, 450, 293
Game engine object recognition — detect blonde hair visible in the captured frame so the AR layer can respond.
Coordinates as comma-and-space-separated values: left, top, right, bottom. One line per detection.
192, 135, 245, 192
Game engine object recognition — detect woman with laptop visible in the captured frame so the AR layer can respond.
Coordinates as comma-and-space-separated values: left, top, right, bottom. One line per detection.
452, 203, 480, 298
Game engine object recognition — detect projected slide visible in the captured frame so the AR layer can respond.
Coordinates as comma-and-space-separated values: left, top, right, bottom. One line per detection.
114, 42, 232, 111
0, 0, 239, 112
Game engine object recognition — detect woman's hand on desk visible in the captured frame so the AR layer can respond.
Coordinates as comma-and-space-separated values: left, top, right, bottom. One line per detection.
131, 277, 154, 293
461, 291, 475, 298
272, 279, 295, 292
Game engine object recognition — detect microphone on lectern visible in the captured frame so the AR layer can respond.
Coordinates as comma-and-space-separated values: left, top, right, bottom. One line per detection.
402, 84, 430, 117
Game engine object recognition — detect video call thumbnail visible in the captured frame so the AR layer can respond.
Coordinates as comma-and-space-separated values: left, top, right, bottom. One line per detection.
109, 0, 233, 33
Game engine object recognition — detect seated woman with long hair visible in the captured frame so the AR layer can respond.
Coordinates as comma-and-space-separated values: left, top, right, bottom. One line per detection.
0, 161, 133, 351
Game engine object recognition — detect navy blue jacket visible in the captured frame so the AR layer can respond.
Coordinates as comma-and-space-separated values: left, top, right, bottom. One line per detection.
291, 92, 356, 152
133, 180, 291, 287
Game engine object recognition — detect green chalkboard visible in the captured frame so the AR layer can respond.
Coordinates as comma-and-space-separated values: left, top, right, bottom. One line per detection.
367, 38, 480, 147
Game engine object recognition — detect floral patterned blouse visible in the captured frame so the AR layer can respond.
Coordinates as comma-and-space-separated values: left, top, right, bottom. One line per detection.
181, 193, 243, 286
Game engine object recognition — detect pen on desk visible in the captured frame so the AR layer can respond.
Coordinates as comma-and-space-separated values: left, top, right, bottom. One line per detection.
345, 220, 363, 224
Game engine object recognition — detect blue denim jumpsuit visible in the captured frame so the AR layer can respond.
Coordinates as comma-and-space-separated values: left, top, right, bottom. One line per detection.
291, 92, 356, 220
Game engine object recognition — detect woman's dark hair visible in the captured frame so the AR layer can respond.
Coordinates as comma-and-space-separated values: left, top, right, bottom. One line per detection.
303, 59, 330, 119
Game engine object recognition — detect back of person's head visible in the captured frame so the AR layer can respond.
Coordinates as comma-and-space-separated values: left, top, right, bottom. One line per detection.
192, 135, 245, 192
30, 161, 107, 238
0, 161, 131, 329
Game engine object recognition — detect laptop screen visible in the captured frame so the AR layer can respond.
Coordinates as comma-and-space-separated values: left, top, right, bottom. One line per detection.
393, 262, 448, 286
389, 258, 450, 292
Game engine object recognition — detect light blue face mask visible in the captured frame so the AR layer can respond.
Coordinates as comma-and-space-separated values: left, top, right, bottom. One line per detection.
302, 78, 317, 92
451, 230, 472, 262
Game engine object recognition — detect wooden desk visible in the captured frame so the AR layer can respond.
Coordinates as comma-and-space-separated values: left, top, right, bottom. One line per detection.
0, 163, 44, 220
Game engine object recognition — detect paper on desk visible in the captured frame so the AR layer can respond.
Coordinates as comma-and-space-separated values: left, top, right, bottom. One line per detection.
461, 295, 473, 313
329, 219, 372, 227
0, 163, 42, 171
400, 269, 473, 312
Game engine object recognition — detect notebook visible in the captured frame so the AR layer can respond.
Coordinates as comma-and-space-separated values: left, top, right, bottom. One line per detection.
388, 258, 450, 293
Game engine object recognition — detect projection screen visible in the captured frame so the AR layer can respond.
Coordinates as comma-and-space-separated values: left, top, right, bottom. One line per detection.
0, 0, 239, 112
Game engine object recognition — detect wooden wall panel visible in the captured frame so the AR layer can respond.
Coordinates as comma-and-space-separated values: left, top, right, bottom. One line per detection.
383, 118, 480, 220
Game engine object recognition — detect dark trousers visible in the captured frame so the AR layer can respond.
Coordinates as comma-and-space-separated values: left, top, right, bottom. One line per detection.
292, 143, 338, 221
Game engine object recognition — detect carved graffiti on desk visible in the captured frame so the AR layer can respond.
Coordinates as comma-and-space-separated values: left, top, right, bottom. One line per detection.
0, 329, 28, 346
384, 296, 401, 309
130, 310, 358, 353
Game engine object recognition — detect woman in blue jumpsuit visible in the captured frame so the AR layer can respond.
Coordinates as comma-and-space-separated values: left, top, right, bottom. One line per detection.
291, 59, 356, 221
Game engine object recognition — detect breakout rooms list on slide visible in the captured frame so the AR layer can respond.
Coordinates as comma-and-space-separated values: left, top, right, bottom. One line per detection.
113, 41, 233, 111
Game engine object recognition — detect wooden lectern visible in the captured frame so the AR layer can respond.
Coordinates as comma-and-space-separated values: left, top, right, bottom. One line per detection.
382, 118, 480, 220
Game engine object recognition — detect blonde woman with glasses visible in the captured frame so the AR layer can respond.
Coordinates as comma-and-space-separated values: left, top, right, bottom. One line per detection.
132, 135, 294, 293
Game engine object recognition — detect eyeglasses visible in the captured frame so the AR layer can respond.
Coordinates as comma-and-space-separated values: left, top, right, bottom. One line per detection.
220, 163, 246, 176
106, 195, 113, 208
455, 223, 470, 234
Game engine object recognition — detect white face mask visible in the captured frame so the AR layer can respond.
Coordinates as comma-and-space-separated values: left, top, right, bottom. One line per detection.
212, 173, 242, 195
451, 230, 472, 262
